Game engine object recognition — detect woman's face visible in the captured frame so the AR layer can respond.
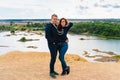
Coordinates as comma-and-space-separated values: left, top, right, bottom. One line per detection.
61, 19, 66, 27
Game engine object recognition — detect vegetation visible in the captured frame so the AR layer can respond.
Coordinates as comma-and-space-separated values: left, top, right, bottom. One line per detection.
113, 55, 120, 59
10, 30, 15, 35
70, 21, 120, 39
25, 22, 45, 31
18, 37, 28, 42
18, 37, 34, 42
0, 20, 120, 39
0, 25, 14, 31
18, 37, 40, 42
0, 22, 45, 31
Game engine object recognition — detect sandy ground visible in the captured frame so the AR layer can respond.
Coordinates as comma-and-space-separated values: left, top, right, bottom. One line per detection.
0, 51, 120, 80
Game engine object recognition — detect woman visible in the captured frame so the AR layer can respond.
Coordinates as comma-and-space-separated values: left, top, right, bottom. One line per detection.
57, 18, 73, 75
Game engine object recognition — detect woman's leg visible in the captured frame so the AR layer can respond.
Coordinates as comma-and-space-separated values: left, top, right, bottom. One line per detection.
59, 42, 68, 71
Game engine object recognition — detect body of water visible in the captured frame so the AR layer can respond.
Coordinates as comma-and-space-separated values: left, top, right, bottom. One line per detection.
0, 31, 120, 61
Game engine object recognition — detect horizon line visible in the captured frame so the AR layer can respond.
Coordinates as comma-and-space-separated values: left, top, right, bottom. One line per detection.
0, 18, 120, 20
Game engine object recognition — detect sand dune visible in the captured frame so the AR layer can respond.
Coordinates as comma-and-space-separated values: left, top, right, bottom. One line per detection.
0, 51, 120, 80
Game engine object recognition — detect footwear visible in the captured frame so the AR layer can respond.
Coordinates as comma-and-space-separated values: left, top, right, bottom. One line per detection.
50, 73, 56, 78
54, 71, 59, 75
61, 70, 67, 76
61, 66, 70, 76
65, 66, 70, 75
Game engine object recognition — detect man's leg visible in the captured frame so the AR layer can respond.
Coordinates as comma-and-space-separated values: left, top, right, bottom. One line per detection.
48, 43, 58, 78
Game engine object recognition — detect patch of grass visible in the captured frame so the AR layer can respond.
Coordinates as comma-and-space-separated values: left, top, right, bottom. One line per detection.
18, 37, 32, 42
18, 37, 39, 42
113, 55, 120, 59
80, 38, 85, 40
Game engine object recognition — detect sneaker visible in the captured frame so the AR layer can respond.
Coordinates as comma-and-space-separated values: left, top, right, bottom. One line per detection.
54, 71, 59, 75
50, 73, 56, 78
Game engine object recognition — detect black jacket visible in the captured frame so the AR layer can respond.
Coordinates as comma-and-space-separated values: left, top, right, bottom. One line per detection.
45, 23, 58, 44
45, 22, 73, 44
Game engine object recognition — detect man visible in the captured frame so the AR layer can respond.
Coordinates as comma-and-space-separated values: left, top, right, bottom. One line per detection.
45, 14, 59, 78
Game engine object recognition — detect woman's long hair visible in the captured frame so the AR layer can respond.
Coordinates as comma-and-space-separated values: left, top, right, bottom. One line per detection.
57, 18, 68, 31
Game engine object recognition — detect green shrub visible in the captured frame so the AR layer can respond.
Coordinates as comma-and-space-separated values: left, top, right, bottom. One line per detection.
10, 30, 15, 35
19, 37, 27, 42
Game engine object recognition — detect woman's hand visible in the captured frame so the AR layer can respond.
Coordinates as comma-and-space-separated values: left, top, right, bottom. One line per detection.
65, 39, 69, 43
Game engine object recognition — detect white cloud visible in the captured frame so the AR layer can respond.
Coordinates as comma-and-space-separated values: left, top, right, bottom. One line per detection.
76, 0, 120, 18
0, 0, 120, 19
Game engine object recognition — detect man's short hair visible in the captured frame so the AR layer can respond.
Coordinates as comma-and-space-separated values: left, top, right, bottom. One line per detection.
51, 14, 58, 19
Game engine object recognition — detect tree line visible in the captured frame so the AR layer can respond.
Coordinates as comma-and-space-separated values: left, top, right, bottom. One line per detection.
0, 22, 45, 31
70, 21, 120, 39
0, 21, 120, 39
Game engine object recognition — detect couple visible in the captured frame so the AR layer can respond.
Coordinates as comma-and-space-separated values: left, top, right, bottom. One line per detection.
45, 14, 73, 78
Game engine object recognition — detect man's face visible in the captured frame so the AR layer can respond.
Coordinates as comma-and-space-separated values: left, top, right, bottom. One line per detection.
51, 16, 58, 24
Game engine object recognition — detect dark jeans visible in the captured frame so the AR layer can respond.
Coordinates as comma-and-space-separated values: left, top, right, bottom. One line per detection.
48, 43, 57, 73
48, 42, 68, 73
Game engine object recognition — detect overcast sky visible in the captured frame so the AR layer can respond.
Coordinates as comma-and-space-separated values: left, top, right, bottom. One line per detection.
0, 0, 120, 19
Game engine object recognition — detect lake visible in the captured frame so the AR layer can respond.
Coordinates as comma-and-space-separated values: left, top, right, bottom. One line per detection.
0, 31, 120, 61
